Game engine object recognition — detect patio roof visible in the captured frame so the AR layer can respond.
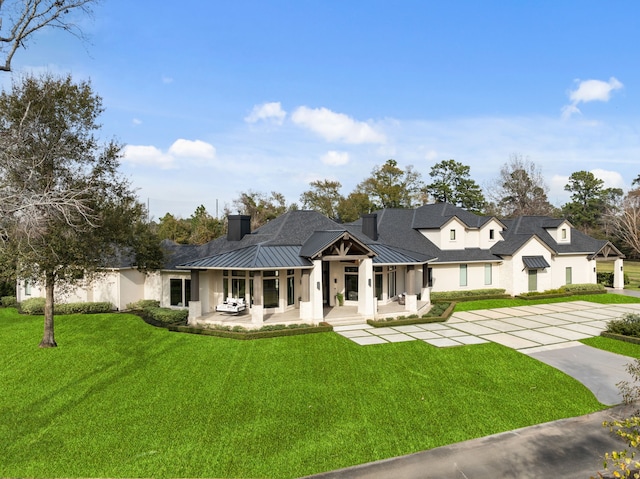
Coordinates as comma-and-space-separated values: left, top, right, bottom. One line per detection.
369, 244, 430, 265
178, 245, 313, 270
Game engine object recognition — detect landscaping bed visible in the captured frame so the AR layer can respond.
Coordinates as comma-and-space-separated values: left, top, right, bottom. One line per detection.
168, 322, 333, 339
367, 302, 455, 327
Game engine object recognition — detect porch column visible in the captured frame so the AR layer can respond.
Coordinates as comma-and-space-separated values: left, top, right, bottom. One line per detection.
190, 270, 200, 301
187, 270, 201, 324
299, 269, 312, 320
405, 265, 418, 313
251, 271, 264, 326
357, 258, 375, 317
309, 260, 324, 322
613, 258, 625, 289
421, 266, 431, 304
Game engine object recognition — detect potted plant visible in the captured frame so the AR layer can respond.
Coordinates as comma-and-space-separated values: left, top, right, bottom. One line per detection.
336, 292, 344, 306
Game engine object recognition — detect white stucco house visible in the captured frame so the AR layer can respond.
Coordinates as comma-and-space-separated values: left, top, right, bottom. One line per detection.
16, 203, 625, 326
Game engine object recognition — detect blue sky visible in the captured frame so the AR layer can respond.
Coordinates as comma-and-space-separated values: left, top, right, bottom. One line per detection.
8, 0, 640, 219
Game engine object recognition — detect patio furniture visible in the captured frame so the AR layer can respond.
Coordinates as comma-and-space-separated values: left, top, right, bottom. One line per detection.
216, 297, 247, 314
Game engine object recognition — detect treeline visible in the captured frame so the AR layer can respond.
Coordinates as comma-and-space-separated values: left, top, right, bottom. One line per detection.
154, 155, 640, 260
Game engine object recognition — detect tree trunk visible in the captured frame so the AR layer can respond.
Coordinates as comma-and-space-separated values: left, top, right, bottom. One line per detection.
39, 271, 57, 348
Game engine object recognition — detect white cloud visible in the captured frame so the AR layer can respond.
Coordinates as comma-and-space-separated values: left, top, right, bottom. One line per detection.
562, 77, 623, 119
123, 145, 175, 169
168, 139, 216, 161
425, 150, 438, 161
591, 168, 625, 190
291, 106, 386, 144
123, 139, 216, 170
162, 75, 174, 84
321, 150, 350, 166
132, 118, 142, 126
245, 101, 287, 124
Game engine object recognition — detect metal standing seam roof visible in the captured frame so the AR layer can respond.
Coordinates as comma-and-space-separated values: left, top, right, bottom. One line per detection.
178, 245, 313, 270
369, 244, 431, 265
522, 256, 551, 269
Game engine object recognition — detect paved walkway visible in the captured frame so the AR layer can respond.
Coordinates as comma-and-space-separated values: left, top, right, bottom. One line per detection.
334, 300, 640, 352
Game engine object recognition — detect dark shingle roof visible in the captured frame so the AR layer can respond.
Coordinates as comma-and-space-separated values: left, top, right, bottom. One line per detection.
162, 203, 621, 271
494, 216, 608, 256
412, 203, 493, 229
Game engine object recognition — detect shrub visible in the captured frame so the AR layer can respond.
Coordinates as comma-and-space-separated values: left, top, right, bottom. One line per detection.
598, 272, 631, 287
597, 359, 640, 478
170, 322, 332, 339
431, 288, 505, 301
18, 298, 114, 315
518, 288, 568, 297
1, 296, 17, 308
606, 313, 640, 338
561, 283, 606, 293
126, 299, 160, 310
18, 297, 46, 315
424, 302, 450, 317
144, 307, 188, 324
55, 302, 113, 314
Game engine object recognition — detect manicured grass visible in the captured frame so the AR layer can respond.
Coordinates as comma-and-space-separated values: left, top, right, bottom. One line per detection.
454, 292, 640, 312
0, 308, 605, 478
582, 336, 640, 359
598, 260, 640, 291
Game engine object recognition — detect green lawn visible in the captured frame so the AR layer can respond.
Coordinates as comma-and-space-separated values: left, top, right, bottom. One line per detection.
0, 308, 605, 479
454, 292, 640, 312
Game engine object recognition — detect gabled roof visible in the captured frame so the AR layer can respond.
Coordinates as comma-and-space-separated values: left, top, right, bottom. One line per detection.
495, 216, 613, 256
299, 230, 351, 258
412, 203, 495, 229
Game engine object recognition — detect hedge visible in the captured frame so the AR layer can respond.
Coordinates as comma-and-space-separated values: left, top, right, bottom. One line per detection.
142, 307, 188, 325
430, 288, 506, 300
18, 298, 113, 315
1, 296, 17, 308
167, 322, 333, 340
18, 297, 46, 315
431, 289, 510, 303
516, 283, 606, 300
562, 283, 606, 293
55, 302, 113, 314
597, 272, 630, 287
367, 302, 455, 327
126, 299, 160, 310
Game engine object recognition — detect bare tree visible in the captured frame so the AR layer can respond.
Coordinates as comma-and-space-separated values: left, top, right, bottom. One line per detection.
0, 0, 96, 72
487, 154, 556, 218
605, 189, 640, 258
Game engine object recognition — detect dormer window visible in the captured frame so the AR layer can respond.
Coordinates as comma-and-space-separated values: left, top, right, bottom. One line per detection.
561, 228, 567, 240
489, 229, 495, 240
450, 229, 456, 240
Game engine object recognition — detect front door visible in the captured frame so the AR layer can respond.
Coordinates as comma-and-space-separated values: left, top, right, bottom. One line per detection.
528, 269, 537, 292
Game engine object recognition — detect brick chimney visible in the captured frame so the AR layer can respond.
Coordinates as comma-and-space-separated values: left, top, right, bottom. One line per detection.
227, 215, 251, 241
362, 213, 378, 241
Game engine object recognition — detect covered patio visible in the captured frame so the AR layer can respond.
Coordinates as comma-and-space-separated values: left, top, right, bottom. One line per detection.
189, 299, 432, 329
